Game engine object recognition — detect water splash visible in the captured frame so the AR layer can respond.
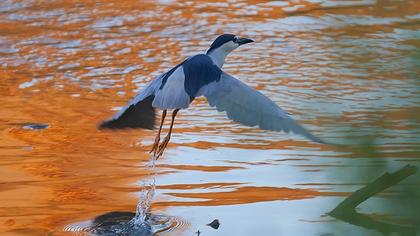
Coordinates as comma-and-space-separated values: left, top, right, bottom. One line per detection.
131, 179, 156, 224
83, 154, 172, 235
108, 153, 160, 235
130, 153, 158, 224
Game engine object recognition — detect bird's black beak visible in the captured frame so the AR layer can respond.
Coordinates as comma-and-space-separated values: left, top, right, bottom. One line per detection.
236, 37, 254, 45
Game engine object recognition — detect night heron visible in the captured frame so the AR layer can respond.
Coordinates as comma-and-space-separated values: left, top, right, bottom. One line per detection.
100, 34, 324, 159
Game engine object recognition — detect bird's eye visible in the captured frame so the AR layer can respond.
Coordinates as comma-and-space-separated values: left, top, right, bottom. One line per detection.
233, 37, 238, 43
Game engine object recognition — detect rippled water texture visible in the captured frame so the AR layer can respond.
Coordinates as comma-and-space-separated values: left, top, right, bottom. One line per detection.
1, 0, 419, 235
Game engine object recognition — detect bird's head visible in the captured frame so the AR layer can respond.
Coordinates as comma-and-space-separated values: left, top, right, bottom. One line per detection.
206, 34, 254, 67
207, 34, 254, 54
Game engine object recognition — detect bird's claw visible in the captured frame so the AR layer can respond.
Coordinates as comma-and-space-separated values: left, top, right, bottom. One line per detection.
156, 135, 170, 159
149, 136, 160, 156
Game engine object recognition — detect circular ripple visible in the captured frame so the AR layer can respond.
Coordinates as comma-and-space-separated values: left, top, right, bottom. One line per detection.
63, 220, 91, 236
62, 211, 188, 236
152, 214, 189, 235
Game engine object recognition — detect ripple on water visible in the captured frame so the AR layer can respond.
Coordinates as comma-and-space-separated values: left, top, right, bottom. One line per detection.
63, 212, 188, 236
1, 0, 419, 235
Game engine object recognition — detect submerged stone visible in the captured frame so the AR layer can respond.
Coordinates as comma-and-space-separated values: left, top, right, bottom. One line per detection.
22, 123, 49, 130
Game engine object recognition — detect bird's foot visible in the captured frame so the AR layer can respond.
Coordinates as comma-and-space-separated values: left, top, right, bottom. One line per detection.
156, 135, 170, 159
149, 135, 160, 158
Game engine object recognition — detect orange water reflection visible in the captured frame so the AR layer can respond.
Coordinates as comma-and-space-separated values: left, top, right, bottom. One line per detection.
1, 0, 419, 235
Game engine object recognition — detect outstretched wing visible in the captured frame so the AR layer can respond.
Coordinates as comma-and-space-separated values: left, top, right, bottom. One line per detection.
99, 75, 163, 130
199, 72, 324, 143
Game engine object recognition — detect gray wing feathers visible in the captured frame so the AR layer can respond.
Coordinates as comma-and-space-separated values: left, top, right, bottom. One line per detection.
202, 73, 324, 143
152, 66, 190, 109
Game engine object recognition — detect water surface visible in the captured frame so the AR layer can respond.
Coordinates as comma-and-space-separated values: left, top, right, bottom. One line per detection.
0, 0, 419, 235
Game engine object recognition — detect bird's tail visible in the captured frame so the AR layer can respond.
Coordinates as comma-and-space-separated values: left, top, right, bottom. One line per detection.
99, 95, 156, 130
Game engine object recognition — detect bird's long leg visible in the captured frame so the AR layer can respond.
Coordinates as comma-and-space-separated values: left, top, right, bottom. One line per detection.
150, 110, 167, 157
156, 109, 179, 159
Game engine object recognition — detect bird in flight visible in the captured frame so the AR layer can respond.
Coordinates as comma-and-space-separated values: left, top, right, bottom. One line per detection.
100, 34, 324, 159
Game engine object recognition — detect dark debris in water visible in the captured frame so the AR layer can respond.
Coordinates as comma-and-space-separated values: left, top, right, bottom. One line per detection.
21, 123, 49, 130
206, 219, 220, 229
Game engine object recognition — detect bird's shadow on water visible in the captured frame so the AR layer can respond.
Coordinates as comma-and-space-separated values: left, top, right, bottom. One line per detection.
87, 211, 174, 236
